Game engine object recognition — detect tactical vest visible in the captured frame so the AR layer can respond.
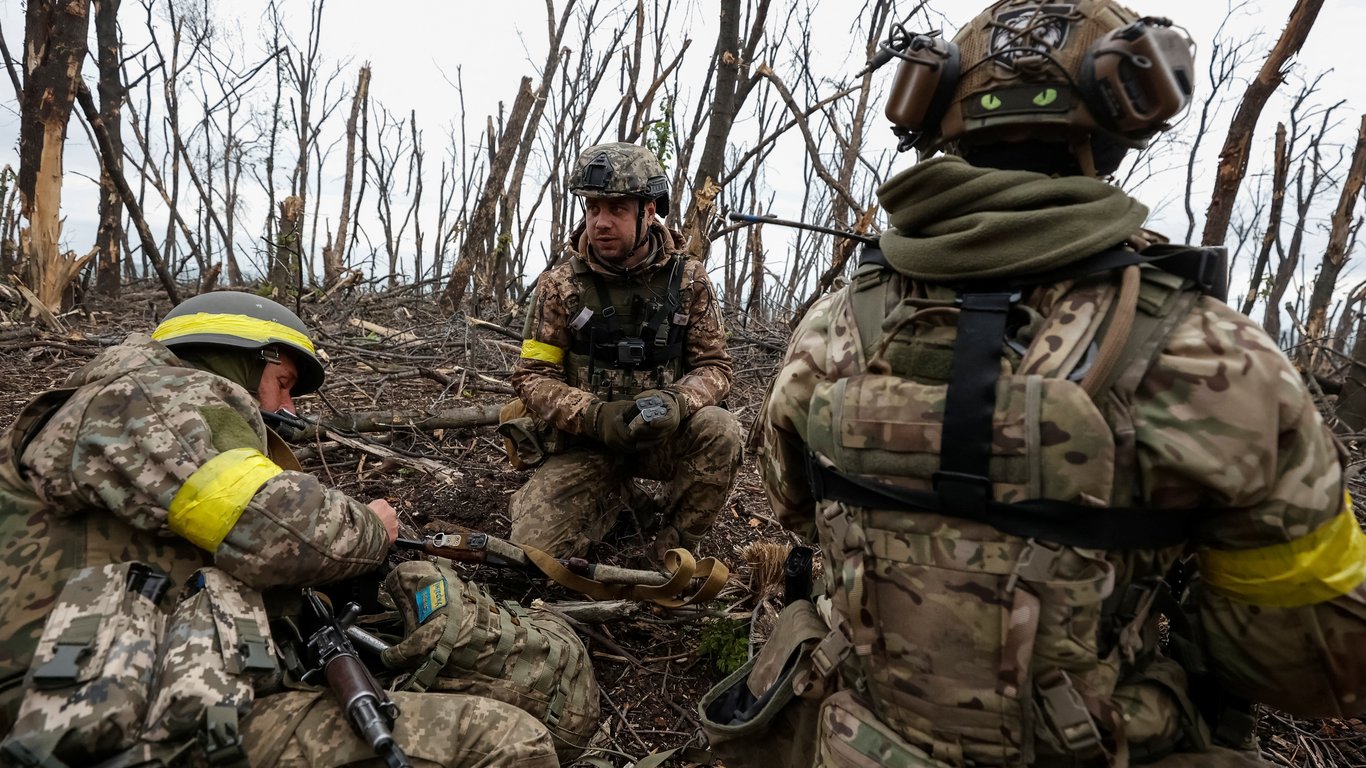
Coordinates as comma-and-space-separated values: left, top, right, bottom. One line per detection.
563, 255, 688, 401
804, 244, 1234, 766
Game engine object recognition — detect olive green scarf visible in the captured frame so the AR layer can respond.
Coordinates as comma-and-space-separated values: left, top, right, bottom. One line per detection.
173, 347, 266, 395
876, 156, 1149, 281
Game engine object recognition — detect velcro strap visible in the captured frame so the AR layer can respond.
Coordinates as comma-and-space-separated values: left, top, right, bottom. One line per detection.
405, 561, 467, 692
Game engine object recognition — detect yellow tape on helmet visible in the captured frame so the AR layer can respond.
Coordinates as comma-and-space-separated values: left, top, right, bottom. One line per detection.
1200, 493, 1366, 608
169, 447, 283, 552
152, 313, 317, 355
520, 339, 565, 365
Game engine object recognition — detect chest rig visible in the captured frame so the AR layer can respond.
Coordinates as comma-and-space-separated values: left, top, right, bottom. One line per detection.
802, 243, 1230, 766
566, 255, 688, 401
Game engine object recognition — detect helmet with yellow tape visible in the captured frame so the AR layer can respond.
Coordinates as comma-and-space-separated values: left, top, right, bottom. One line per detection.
152, 291, 325, 396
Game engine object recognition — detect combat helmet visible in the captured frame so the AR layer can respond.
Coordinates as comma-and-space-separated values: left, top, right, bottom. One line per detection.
880, 0, 1195, 175
152, 291, 325, 395
569, 143, 670, 216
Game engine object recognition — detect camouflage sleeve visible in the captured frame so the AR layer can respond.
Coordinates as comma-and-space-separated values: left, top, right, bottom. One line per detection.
759, 290, 859, 541
671, 259, 733, 414
1134, 298, 1366, 716
510, 270, 599, 434
28, 368, 388, 588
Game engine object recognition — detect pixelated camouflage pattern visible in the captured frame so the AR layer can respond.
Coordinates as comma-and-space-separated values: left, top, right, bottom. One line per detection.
509, 405, 744, 558
569, 141, 666, 200
242, 689, 559, 767
380, 559, 599, 763
513, 223, 733, 435
2, 562, 164, 763
142, 568, 278, 743
761, 165, 1364, 763
0, 336, 388, 732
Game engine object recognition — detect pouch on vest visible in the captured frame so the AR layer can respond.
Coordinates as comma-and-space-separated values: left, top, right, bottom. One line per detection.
141, 567, 279, 761
698, 599, 826, 768
378, 559, 600, 764
816, 689, 948, 768
0, 562, 170, 767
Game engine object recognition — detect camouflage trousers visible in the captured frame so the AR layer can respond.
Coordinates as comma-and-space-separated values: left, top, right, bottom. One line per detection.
509, 406, 744, 558
242, 689, 559, 767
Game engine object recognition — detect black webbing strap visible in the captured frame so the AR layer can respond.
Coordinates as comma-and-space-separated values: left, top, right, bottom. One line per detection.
588, 271, 622, 337
643, 257, 685, 351
807, 452, 1196, 550
935, 291, 1016, 514
1017, 246, 1227, 302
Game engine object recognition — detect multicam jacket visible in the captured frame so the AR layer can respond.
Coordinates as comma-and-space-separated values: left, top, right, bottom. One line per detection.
513, 222, 732, 435
759, 157, 1366, 766
0, 336, 390, 730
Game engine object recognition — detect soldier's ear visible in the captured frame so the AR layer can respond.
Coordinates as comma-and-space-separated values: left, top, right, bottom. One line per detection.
644, 199, 657, 220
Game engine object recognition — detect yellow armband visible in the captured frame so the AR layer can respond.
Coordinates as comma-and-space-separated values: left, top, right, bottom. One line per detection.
169, 448, 283, 552
520, 339, 564, 365
1201, 493, 1366, 608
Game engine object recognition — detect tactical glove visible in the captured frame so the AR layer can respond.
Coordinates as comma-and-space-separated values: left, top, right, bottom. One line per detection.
587, 398, 639, 452
626, 389, 685, 445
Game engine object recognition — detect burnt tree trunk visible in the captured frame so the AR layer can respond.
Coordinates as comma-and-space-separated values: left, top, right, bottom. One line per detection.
442, 77, 535, 314
273, 196, 304, 292
1239, 123, 1289, 316
1337, 310, 1366, 434
323, 63, 370, 287
1302, 113, 1366, 370
1201, 0, 1324, 247
18, 0, 91, 312
91, 0, 123, 296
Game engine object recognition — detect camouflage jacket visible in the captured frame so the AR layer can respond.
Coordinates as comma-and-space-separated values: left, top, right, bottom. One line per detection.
512, 222, 732, 435
760, 159, 1366, 762
0, 336, 389, 728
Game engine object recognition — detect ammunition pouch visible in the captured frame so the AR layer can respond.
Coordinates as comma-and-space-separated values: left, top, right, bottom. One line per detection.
0, 564, 276, 768
698, 600, 826, 768
497, 398, 569, 470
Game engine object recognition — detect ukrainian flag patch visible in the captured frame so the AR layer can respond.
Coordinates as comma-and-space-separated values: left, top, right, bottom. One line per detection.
415, 578, 449, 624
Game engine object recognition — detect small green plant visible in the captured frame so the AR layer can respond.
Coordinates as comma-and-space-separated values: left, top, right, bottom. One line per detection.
645, 96, 675, 168
698, 618, 748, 675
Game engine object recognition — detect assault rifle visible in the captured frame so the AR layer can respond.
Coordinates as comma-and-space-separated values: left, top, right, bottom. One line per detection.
395, 530, 670, 587
395, 529, 730, 608
301, 589, 412, 768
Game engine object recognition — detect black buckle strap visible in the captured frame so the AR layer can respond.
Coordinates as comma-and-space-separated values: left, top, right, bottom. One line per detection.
807, 452, 1196, 550
935, 291, 1016, 515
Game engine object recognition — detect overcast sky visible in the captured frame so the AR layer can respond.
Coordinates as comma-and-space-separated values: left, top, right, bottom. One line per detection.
0, 0, 1363, 298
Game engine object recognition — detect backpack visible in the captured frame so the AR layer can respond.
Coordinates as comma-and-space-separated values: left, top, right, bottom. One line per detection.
795, 243, 1226, 766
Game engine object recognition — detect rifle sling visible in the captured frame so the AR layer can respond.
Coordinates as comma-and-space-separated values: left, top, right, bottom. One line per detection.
521, 546, 729, 608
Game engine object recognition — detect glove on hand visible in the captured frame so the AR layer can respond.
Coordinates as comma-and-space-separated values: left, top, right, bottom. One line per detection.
588, 398, 639, 452
627, 389, 685, 444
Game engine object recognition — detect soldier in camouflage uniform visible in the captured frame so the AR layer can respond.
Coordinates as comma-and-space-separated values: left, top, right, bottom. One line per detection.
757, 2, 1366, 767
508, 142, 744, 560
0, 292, 558, 766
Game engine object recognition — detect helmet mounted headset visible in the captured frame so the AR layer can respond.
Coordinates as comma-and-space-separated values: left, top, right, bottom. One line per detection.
569, 143, 670, 256
875, 0, 1195, 176
151, 291, 325, 397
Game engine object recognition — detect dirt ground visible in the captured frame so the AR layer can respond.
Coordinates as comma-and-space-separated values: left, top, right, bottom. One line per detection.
2, 284, 1363, 766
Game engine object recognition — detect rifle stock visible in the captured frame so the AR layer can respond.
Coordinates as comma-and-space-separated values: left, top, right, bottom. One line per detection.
302, 589, 412, 768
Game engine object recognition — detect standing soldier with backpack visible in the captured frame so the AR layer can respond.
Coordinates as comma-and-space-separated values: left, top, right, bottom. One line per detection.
504, 142, 744, 562
753, 1, 1366, 766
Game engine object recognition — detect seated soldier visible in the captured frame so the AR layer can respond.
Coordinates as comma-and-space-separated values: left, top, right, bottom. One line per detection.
506, 142, 744, 560
0, 291, 558, 767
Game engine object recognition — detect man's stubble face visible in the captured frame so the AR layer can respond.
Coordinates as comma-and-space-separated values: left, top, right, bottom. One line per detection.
585, 196, 655, 263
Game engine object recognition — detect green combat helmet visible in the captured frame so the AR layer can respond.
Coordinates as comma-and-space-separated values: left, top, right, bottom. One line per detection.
569, 143, 670, 253
152, 291, 325, 395
568, 142, 670, 215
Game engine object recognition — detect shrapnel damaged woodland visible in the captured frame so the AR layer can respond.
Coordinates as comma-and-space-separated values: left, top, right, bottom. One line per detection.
3, 0, 1366, 766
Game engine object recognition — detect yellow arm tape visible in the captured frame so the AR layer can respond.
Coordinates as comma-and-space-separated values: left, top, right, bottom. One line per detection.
152, 313, 316, 355
1200, 494, 1366, 608
168, 448, 283, 552
520, 339, 565, 365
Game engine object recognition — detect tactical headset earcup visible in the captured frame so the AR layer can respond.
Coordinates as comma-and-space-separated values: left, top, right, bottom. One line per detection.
884, 36, 961, 149
1077, 19, 1195, 139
